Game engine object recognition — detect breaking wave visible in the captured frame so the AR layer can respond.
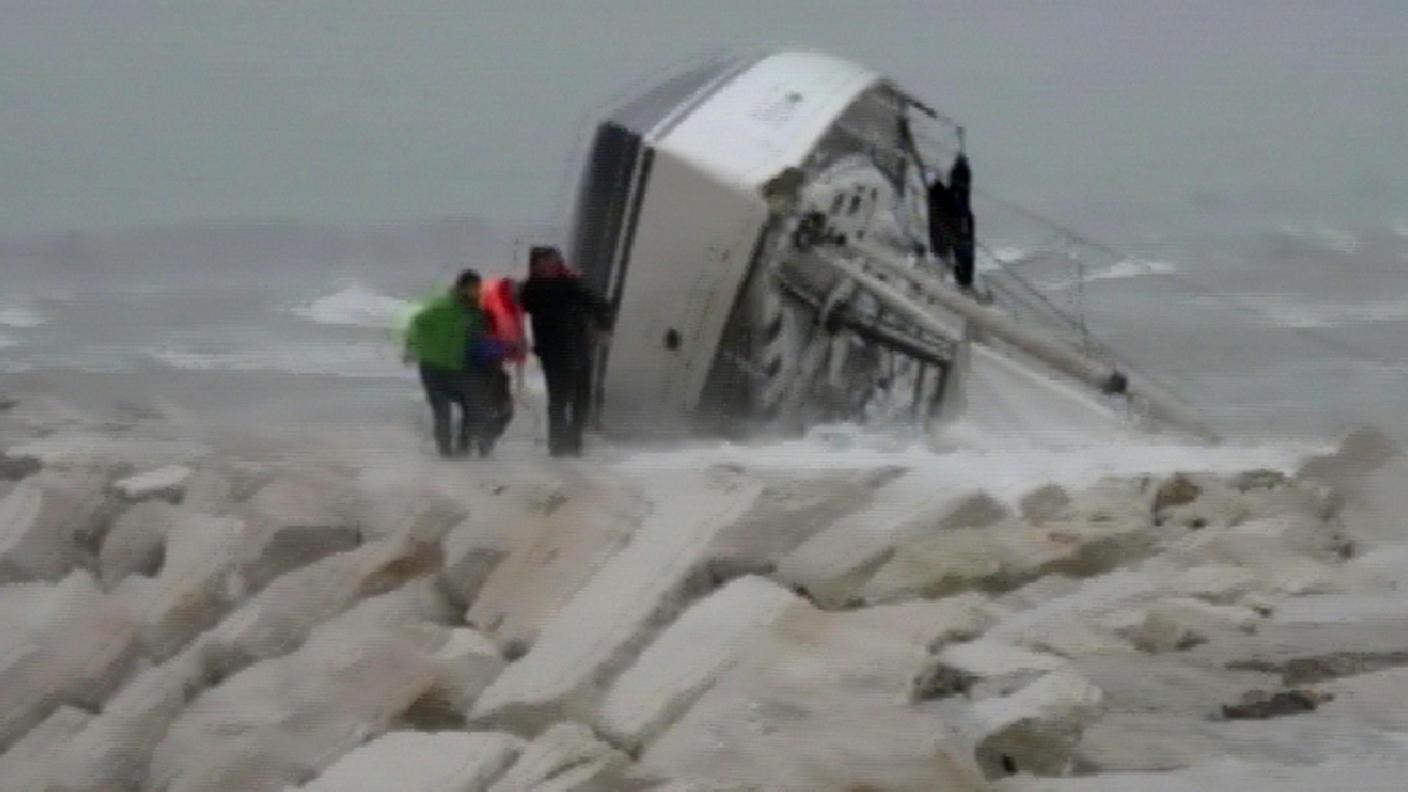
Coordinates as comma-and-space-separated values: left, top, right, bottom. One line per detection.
293, 284, 416, 329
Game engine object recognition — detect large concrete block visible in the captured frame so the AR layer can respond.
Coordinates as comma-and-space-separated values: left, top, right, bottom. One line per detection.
199, 538, 445, 682
971, 667, 1105, 779
470, 472, 764, 733
774, 474, 984, 608
489, 721, 629, 792
120, 510, 260, 659
98, 500, 184, 587
43, 648, 206, 792
862, 514, 1153, 605
111, 464, 192, 503
598, 576, 803, 750
635, 598, 987, 791
0, 705, 92, 791
148, 621, 446, 792
296, 731, 525, 792
0, 472, 112, 583
465, 471, 646, 654
0, 570, 141, 752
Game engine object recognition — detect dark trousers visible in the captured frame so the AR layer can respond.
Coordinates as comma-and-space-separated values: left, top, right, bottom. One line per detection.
419, 364, 491, 457
954, 240, 975, 288
540, 354, 591, 457
482, 367, 514, 451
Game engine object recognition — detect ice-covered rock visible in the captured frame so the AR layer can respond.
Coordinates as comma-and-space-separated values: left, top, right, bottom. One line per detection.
488, 721, 629, 792
111, 464, 192, 503
295, 730, 525, 792
0, 570, 140, 751
470, 472, 764, 733
970, 667, 1105, 779
0, 471, 112, 583
598, 576, 803, 750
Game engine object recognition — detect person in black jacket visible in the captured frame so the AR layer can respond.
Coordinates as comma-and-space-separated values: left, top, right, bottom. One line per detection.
518, 246, 612, 457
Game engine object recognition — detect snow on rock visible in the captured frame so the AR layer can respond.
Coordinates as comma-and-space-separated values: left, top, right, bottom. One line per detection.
147, 615, 447, 792
488, 721, 629, 792
598, 575, 804, 750
111, 464, 192, 503
0, 470, 113, 583
98, 499, 184, 586
295, 730, 525, 792
0, 570, 140, 751
416, 627, 505, 719
0, 705, 92, 791
465, 471, 646, 655
970, 667, 1106, 779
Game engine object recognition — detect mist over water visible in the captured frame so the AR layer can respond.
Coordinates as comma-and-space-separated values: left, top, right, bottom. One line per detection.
2, 2, 1407, 442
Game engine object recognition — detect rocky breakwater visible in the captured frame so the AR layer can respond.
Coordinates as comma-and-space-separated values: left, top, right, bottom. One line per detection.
1, 387, 1404, 791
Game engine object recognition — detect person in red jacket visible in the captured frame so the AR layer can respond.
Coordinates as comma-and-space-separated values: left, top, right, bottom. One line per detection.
478, 276, 527, 454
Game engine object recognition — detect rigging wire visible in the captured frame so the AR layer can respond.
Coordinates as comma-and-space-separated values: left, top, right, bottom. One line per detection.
971, 186, 1408, 375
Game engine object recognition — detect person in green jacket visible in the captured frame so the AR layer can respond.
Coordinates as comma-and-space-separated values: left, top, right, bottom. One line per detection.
404, 269, 500, 457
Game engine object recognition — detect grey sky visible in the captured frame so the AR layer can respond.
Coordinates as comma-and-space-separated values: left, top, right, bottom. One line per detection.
2, 1, 1405, 236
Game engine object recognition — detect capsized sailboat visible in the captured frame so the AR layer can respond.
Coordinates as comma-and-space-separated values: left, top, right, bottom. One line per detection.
568, 51, 1217, 442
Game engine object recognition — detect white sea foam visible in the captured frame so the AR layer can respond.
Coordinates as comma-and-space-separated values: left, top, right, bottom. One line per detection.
293, 284, 417, 329
0, 303, 45, 328
144, 340, 408, 378
612, 422, 1322, 505
1042, 257, 1178, 290
1276, 221, 1360, 255
1233, 293, 1408, 329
